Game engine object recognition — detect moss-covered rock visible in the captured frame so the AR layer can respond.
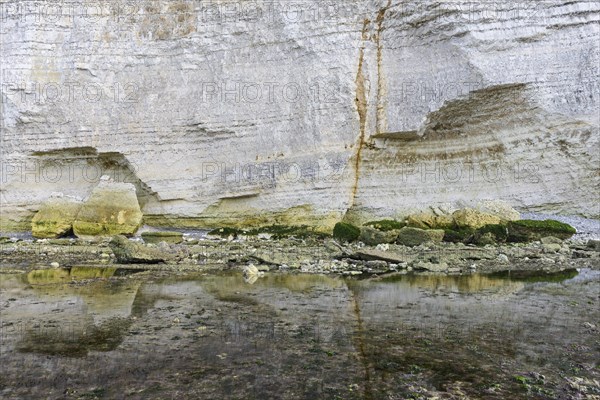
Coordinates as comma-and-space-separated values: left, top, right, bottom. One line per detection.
507, 219, 576, 242
333, 222, 360, 242
249, 225, 326, 239
73, 181, 143, 238
442, 228, 474, 243
208, 225, 327, 239
364, 219, 405, 231
358, 226, 400, 245
396, 227, 445, 247
470, 224, 508, 245
141, 231, 183, 244
31, 196, 82, 238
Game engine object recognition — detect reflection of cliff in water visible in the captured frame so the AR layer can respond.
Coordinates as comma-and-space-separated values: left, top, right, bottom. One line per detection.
344, 270, 583, 342
0, 267, 597, 400
4, 269, 583, 359
4, 269, 140, 357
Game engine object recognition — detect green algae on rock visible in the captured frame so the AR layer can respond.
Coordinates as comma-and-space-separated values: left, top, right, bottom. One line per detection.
141, 231, 184, 244
31, 195, 82, 239
207, 224, 327, 239
73, 180, 143, 238
358, 226, 400, 245
443, 228, 475, 243
396, 227, 445, 247
333, 222, 360, 242
507, 219, 576, 242
155, 204, 341, 234
470, 224, 509, 245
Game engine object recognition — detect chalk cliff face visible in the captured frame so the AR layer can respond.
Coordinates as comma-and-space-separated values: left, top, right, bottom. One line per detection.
1, 1, 599, 231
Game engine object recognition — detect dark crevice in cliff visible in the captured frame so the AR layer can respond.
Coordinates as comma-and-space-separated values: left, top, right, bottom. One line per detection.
349, 19, 371, 211
349, 3, 391, 213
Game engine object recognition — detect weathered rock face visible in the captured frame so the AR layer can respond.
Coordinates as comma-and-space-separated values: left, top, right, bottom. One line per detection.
406, 212, 453, 230
108, 235, 169, 264
1, 1, 598, 232
396, 227, 445, 247
358, 226, 399, 246
452, 208, 502, 230
31, 194, 82, 238
73, 180, 143, 238
507, 219, 576, 242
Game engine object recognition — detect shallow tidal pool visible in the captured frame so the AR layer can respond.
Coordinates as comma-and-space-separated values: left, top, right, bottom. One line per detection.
1, 268, 598, 399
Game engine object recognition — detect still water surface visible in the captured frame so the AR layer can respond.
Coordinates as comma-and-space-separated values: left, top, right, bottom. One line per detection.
1, 268, 598, 399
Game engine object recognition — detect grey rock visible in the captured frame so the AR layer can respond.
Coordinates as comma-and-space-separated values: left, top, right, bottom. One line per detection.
365, 260, 389, 273
541, 236, 564, 245
366, 260, 388, 268
108, 235, 169, 264
497, 254, 509, 263
413, 261, 449, 272
586, 239, 600, 252
353, 248, 415, 264
542, 243, 562, 253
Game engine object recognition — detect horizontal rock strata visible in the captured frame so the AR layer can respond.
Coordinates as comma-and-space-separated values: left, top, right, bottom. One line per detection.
1, 1, 598, 231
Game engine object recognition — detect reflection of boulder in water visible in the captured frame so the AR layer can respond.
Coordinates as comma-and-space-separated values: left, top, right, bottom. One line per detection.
25, 267, 116, 285
488, 269, 579, 283
402, 274, 525, 295
25, 268, 71, 284
242, 265, 260, 284
264, 274, 345, 292
17, 276, 148, 357
70, 267, 118, 280
353, 274, 527, 310
201, 273, 345, 304
243, 273, 259, 285
23, 267, 145, 323
374, 273, 525, 295
17, 316, 132, 357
